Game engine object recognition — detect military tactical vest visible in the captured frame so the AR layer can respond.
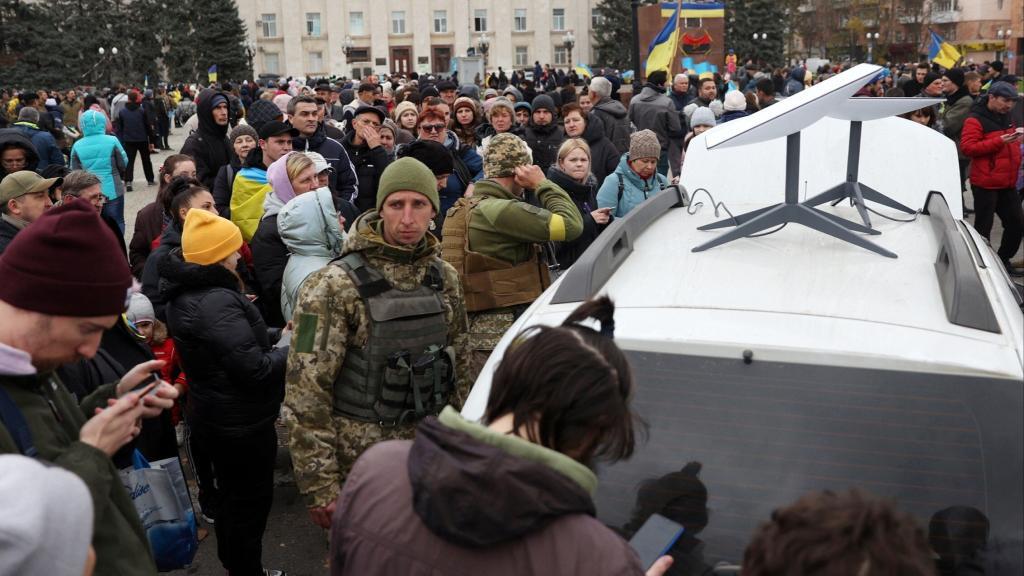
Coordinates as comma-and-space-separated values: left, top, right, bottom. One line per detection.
441, 197, 551, 313
331, 252, 454, 426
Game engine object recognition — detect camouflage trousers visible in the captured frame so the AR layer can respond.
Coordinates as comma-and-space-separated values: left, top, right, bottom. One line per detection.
333, 418, 416, 485
467, 309, 517, 383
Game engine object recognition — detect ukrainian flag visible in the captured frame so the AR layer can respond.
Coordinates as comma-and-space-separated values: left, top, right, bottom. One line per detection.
574, 63, 594, 78
928, 30, 961, 70
646, 1, 681, 74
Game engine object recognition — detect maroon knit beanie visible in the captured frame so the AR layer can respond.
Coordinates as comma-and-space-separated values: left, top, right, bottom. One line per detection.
0, 199, 131, 317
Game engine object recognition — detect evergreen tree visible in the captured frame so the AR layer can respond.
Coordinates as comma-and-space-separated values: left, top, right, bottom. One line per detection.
726, 0, 785, 68
593, 0, 658, 71
191, 0, 249, 83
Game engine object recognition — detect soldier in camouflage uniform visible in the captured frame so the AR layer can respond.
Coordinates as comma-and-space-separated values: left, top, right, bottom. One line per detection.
284, 157, 470, 529
442, 133, 583, 381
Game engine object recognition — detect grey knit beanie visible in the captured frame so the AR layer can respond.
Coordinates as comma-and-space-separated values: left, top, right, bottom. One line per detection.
690, 106, 717, 129
229, 123, 259, 144
629, 129, 662, 160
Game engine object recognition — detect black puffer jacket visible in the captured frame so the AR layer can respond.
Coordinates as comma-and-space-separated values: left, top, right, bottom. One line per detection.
523, 122, 565, 173
546, 167, 608, 271
293, 124, 359, 202
141, 222, 181, 321
180, 88, 232, 191
159, 249, 288, 437
250, 211, 289, 328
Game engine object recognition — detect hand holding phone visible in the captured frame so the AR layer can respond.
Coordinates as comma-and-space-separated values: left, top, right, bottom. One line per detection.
629, 513, 685, 571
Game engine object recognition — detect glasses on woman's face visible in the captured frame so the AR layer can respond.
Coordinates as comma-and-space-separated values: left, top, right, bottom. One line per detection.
420, 123, 446, 134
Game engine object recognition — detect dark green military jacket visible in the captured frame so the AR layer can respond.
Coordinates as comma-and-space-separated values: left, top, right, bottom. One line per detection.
0, 371, 157, 576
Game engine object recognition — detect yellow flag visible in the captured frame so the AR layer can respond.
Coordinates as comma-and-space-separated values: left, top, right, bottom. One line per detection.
646, 2, 681, 75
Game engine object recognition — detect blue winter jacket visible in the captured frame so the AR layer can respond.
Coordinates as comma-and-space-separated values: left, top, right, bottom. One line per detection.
14, 121, 64, 172
70, 110, 129, 200
596, 153, 670, 218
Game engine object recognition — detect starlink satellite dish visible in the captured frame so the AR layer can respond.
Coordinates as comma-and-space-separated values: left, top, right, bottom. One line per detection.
693, 64, 902, 257
703, 63, 882, 150
806, 97, 946, 227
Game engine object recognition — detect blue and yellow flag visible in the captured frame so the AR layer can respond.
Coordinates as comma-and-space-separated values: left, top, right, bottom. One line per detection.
574, 63, 594, 78
208, 64, 218, 83
928, 31, 961, 69
646, 1, 681, 74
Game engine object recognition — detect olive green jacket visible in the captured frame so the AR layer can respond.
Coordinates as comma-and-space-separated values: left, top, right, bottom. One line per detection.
466, 179, 584, 264
0, 371, 156, 576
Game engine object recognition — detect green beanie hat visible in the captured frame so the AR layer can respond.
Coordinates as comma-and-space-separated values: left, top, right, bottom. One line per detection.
376, 157, 440, 213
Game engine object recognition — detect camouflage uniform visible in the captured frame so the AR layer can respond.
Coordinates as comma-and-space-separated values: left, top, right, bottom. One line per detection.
284, 210, 470, 508
443, 133, 584, 381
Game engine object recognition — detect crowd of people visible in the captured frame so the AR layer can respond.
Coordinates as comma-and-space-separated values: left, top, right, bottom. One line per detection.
0, 54, 1020, 576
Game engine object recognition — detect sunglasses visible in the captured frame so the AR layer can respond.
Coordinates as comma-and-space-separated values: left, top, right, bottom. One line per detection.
420, 124, 446, 134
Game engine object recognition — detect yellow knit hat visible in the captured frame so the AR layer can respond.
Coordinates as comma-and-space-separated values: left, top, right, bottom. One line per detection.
182, 209, 243, 265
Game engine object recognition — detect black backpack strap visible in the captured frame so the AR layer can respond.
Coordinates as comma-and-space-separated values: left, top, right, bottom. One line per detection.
616, 173, 625, 212
0, 386, 38, 457
335, 252, 393, 299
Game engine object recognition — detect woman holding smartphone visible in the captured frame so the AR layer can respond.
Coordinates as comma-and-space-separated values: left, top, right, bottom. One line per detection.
546, 138, 613, 275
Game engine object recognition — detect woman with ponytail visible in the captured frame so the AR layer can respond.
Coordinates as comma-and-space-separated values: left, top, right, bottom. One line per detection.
327, 297, 672, 576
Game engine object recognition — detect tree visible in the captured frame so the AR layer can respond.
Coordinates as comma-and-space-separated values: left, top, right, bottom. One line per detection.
726, 0, 786, 68
191, 0, 249, 83
593, 0, 658, 71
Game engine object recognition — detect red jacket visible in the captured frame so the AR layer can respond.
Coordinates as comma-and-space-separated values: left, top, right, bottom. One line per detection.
960, 97, 1022, 190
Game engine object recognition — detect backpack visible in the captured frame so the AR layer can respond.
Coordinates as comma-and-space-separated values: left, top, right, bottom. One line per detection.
0, 386, 38, 456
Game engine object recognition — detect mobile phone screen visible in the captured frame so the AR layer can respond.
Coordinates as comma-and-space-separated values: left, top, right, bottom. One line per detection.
629, 513, 685, 569
130, 372, 162, 396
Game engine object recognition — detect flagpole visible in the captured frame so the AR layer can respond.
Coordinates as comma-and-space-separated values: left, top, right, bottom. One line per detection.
631, 0, 641, 83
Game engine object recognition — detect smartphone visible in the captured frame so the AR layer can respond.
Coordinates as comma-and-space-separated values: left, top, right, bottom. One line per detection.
629, 513, 685, 570
130, 372, 162, 396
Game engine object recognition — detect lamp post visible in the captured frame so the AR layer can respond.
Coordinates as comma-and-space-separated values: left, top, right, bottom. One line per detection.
477, 32, 490, 68
866, 32, 879, 63
563, 30, 576, 70
752, 32, 767, 66
99, 46, 118, 87
246, 42, 256, 81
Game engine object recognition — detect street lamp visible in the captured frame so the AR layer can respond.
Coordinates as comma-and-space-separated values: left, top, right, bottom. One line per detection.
752, 32, 767, 65
563, 30, 576, 70
98, 47, 118, 86
477, 32, 490, 67
866, 31, 879, 63
342, 35, 354, 59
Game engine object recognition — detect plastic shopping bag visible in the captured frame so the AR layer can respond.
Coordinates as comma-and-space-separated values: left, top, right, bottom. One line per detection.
120, 450, 199, 571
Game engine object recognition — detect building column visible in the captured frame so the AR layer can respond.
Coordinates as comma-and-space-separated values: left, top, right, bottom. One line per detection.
280, 7, 303, 78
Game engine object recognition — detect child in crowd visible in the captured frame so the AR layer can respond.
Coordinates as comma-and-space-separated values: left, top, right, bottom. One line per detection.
127, 293, 188, 443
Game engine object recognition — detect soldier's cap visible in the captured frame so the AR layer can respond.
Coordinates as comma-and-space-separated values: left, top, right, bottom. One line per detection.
0, 171, 62, 204
483, 133, 533, 179
376, 157, 440, 213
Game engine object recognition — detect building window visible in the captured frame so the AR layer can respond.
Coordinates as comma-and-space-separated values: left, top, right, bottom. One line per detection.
260, 14, 277, 38
434, 10, 448, 33
554, 45, 568, 65
474, 9, 487, 32
264, 52, 279, 74
552, 8, 565, 31
514, 9, 528, 32
515, 46, 528, 66
348, 48, 370, 62
591, 8, 602, 30
308, 51, 323, 72
391, 11, 406, 34
306, 12, 321, 37
350, 12, 364, 35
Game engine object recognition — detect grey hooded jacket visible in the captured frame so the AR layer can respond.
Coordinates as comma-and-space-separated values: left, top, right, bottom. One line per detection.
628, 85, 683, 151
278, 188, 345, 320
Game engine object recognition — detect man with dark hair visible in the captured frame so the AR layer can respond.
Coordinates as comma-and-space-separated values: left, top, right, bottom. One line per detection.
902, 62, 931, 97
523, 94, 565, 173
437, 81, 458, 107
179, 88, 231, 191
628, 70, 683, 176
960, 82, 1023, 275
0, 128, 39, 179
742, 490, 936, 576
755, 77, 777, 108
940, 68, 975, 195
341, 105, 392, 213
289, 95, 359, 202
683, 77, 724, 125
